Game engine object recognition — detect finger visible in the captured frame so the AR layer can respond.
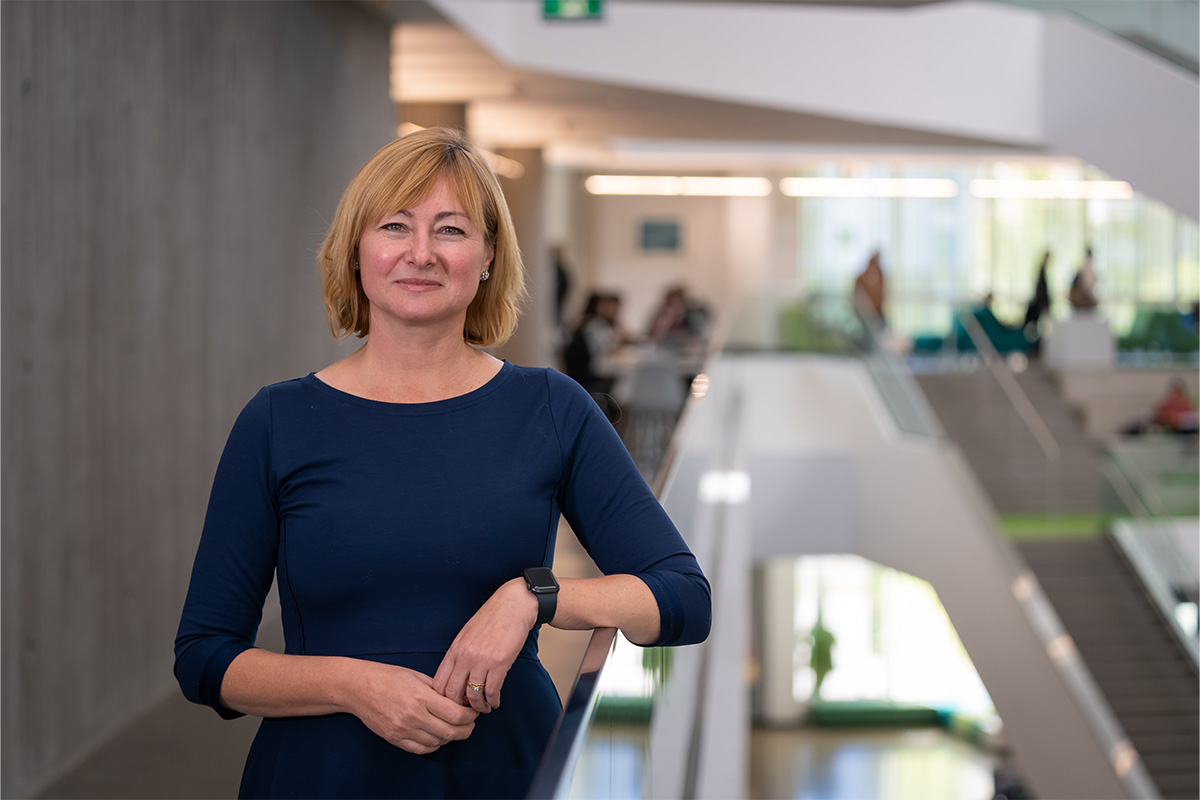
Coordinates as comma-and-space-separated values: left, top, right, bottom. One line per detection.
482, 668, 507, 710
431, 655, 456, 695
397, 737, 440, 756
464, 675, 491, 712
427, 693, 480, 726
427, 716, 475, 743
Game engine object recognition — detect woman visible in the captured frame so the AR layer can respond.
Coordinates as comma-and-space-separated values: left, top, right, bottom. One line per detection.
563, 290, 623, 396
174, 128, 711, 799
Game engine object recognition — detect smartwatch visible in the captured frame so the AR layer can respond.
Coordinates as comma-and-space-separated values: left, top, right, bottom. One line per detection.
523, 567, 559, 627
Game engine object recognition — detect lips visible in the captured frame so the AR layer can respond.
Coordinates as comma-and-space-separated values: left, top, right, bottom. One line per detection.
396, 278, 442, 289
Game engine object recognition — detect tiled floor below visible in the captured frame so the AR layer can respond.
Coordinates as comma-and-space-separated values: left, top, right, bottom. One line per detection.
750, 727, 998, 800
567, 723, 998, 799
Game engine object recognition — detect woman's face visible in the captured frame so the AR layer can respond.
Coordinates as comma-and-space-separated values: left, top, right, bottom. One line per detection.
357, 179, 494, 336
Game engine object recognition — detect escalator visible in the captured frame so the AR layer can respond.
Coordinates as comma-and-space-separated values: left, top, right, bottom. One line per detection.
916, 364, 1199, 799
1016, 537, 1199, 800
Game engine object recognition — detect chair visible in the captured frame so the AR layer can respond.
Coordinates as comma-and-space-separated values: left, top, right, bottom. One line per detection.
615, 354, 686, 478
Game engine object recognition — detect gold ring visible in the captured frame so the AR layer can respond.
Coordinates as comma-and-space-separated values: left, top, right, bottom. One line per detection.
467, 682, 485, 692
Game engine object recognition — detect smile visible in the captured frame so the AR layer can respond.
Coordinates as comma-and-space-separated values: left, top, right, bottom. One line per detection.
396, 278, 442, 289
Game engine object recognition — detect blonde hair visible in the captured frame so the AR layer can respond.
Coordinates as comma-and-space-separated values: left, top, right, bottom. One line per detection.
319, 127, 526, 346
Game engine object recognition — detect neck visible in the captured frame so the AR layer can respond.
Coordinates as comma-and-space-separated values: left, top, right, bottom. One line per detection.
362, 317, 475, 374
324, 316, 501, 403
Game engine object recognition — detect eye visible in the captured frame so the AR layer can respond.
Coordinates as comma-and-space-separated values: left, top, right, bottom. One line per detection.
381, 222, 406, 232
439, 225, 466, 236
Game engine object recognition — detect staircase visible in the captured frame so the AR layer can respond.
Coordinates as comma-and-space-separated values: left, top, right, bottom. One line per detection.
1016, 538, 1200, 800
914, 363, 1199, 799
914, 366, 1103, 514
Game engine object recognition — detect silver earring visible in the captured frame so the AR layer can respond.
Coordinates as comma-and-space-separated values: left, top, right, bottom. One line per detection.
480, 270, 490, 281
354, 261, 360, 271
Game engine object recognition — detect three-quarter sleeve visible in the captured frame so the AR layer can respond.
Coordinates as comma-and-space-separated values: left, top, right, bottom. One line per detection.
174, 388, 279, 718
547, 371, 711, 647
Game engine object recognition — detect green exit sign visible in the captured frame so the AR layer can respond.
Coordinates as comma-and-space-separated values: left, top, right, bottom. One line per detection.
544, 0, 603, 20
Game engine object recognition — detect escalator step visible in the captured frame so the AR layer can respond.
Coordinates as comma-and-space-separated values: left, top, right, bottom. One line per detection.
1151, 771, 1200, 799
1117, 714, 1200, 735
1130, 731, 1200, 754
1088, 660, 1197, 680
1111, 696, 1200, 715
1095, 676, 1198, 698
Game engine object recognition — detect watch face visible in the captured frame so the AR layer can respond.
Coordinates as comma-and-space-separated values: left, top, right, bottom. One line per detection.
525, 567, 558, 593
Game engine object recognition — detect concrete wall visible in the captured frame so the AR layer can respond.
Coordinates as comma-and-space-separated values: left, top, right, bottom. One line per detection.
0, 2, 394, 795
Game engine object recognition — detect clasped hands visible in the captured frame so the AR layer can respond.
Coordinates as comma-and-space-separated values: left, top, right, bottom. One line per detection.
354, 577, 538, 755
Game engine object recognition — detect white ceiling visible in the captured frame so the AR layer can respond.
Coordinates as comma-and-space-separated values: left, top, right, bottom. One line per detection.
380, 0, 1041, 171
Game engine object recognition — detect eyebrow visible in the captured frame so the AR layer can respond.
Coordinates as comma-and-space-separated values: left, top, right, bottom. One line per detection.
396, 209, 469, 221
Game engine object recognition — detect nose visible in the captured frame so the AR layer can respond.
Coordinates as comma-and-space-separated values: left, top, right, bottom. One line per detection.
406, 229, 435, 267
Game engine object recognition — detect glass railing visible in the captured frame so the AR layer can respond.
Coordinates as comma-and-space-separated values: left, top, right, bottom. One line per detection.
996, 0, 1199, 74
532, 290, 1180, 799
531, 317, 733, 799
741, 291, 945, 439
1104, 435, 1200, 665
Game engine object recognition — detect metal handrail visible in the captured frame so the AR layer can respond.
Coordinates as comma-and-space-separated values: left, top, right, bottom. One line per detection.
526, 627, 618, 799
528, 336, 721, 799
850, 292, 945, 439
958, 309, 1062, 465
1102, 452, 1200, 668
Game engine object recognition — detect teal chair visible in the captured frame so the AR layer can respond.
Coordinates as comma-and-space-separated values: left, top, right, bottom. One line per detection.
954, 307, 1033, 354
1119, 309, 1199, 353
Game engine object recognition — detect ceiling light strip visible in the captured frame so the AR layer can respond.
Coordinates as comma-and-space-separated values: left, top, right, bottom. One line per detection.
969, 179, 1133, 200
584, 175, 772, 197
780, 177, 960, 198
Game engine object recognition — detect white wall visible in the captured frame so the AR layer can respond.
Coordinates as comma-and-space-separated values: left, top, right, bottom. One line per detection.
585, 193, 725, 334
1043, 14, 1200, 220
436, 0, 1044, 144
578, 189, 778, 337
434, 0, 1198, 221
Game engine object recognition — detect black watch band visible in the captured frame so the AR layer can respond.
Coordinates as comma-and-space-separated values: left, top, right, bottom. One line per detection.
523, 567, 559, 627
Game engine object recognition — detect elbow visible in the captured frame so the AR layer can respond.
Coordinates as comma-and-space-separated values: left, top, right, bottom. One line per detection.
173, 636, 206, 708
645, 570, 712, 648
173, 633, 249, 718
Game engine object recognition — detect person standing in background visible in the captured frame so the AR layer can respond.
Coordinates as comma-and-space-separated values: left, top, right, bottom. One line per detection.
1069, 245, 1099, 311
1023, 249, 1052, 354
853, 250, 886, 328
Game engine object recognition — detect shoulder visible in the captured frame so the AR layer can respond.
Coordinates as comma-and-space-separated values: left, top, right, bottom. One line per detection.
229, 376, 315, 430
248, 376, 309, 411
504, 365, 603, 423
506, 365, 592, 401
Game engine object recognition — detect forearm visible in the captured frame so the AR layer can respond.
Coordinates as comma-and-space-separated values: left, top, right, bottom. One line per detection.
551, 575, 661, 646
220, 648, 362, 718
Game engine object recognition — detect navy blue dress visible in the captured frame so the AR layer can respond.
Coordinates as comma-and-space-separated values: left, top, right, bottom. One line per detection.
174, 363, 711, 799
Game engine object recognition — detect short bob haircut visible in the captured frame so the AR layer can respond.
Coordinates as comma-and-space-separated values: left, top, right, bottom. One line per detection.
319, 127, 526, 347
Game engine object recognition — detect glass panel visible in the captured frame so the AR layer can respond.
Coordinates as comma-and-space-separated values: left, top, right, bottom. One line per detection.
1105, 436, 1200, 665
790, 555, 996, 719
995, 0, 1199, 74
790, 158, 1199, 350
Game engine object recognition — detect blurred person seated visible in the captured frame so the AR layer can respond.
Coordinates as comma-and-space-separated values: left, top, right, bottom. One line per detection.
647, 284, 710, 352
1120, 378, 1198, 436
1154, 379, 1198, 433
564, 291, 631, 399
1068, 245, 1099, 311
